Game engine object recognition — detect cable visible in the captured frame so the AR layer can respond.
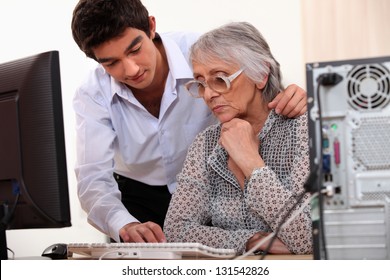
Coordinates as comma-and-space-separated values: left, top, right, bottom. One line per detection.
1, 193, 20, 227
313, 74, 328, 259
6, 248, 15, 260
311, 72, 343, 259
1, 192, 20, 260
234, 191, 316, 260
259, 190, 307, 260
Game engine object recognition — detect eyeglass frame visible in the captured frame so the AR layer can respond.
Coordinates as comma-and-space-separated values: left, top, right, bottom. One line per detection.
184, 68, 244, 98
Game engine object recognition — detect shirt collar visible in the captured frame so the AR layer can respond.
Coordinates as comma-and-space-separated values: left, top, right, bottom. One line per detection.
159, 33, 194, 80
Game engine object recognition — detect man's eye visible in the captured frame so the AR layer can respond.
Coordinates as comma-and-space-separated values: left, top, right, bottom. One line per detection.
106, 61, 118, 67
129, 45, 141, 55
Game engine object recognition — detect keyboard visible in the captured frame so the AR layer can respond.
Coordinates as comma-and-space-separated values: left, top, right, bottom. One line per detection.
67, 242, 237, 260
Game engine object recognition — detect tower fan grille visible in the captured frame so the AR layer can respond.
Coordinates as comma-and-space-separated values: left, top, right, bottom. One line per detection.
347, 64, 390, 111
352, 116, 390, 170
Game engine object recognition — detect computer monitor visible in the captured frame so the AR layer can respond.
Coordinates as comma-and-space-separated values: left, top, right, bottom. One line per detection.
0, 51, 71, 260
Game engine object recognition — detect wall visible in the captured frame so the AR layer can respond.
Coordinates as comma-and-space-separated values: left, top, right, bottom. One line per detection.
0, 0, 304, 258
143, 0, 305, 86
302, 0, 390, 63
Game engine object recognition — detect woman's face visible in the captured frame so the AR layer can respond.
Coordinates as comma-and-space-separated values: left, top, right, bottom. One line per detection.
192, 60, 264, 124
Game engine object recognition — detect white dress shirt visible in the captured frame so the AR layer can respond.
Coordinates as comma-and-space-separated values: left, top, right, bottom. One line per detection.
73, 32, 217, 241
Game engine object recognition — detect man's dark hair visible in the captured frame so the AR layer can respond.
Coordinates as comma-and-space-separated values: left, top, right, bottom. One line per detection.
71, 0, 150, 60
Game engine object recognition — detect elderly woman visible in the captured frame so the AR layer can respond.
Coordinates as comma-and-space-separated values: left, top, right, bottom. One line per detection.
163, 22, 312, 255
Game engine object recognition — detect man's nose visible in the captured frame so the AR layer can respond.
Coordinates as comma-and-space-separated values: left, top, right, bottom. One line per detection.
123, 57, 140, 76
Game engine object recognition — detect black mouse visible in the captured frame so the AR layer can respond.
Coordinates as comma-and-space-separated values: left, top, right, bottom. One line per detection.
41, 243, 68, 260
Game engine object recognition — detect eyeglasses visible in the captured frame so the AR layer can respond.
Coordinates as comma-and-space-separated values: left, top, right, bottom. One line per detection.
185, 68, 244, 98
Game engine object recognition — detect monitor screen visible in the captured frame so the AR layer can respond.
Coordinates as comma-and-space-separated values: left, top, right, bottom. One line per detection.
0, 51, 71, 259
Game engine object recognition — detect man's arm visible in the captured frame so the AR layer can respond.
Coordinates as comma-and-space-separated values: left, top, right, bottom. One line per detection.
268, 84, 307, 118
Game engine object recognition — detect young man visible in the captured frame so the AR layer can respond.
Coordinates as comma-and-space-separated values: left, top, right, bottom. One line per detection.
71, 0, 308, 243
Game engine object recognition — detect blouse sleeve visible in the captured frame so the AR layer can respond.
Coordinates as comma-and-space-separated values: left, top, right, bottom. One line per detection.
245, 115, 313, 254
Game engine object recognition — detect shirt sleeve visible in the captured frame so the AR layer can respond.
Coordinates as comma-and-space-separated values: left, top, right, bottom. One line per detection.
73, 85, 137, 242
164, 131, 258, 254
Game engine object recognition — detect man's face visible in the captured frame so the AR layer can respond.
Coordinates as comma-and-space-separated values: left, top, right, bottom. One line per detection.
92, 27, 158, 90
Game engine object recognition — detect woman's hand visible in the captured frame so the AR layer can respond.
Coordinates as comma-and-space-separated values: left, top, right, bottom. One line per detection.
247, 232, 291, 254
219, 118, 264, 178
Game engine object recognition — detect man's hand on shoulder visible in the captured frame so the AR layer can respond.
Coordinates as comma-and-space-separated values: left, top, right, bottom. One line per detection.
119, 221, 167, 243
268, 84, 307, 118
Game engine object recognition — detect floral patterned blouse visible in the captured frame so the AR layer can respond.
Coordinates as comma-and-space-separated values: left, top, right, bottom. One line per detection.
164, 110, 313, 254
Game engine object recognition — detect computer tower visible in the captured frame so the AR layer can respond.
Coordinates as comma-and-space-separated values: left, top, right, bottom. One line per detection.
306, 56, 390, 259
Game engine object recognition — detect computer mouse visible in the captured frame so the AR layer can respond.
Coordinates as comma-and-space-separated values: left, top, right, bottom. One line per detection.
41, 243, 68, 260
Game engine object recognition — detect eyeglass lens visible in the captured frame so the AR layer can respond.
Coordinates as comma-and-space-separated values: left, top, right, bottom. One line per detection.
187, 76, 229, 97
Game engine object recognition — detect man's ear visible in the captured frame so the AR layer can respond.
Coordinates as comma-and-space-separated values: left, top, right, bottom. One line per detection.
148, 16, 156, 39
256, 75, 269, 90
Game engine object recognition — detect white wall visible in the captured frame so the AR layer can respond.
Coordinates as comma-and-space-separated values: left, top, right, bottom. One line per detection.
302, 0, 390, 63
0, 0, 304, 258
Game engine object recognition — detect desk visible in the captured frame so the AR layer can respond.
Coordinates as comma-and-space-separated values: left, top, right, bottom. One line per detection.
70, 254, 313, 260
243, 254, 313, 260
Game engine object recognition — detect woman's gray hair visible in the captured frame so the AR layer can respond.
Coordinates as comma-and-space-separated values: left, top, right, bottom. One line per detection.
190, 22, 283, 102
